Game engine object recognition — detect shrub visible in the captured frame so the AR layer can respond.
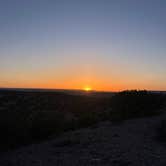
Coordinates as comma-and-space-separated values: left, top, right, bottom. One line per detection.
109, 90, 166, 121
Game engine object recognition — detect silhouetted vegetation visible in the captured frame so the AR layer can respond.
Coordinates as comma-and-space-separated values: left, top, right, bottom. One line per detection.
0, 89, 166, 151
109, 90, 166, 121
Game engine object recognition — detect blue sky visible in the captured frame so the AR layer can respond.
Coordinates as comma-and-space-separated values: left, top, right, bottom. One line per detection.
0, 0, 166, 90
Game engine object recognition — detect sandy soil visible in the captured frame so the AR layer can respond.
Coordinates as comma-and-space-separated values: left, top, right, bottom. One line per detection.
0, 114, 166, 166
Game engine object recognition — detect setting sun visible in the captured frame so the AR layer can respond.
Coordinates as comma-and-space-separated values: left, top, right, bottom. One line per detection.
84, 86, 92, 91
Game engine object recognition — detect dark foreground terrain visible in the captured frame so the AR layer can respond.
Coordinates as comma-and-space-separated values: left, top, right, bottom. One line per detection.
0, 89, 113, 151
0, 89, 166, 165
1, 114, 166, 166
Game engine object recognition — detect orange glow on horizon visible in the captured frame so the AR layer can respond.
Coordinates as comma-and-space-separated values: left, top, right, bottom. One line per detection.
0, 80, 137, 92
1, 74, 165, 92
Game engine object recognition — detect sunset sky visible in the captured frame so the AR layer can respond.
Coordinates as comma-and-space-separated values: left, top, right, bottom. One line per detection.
0, 0, 166, 91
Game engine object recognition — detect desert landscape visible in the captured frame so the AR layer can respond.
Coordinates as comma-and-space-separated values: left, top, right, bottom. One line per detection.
1, 0, 166, 165
0, 89, 166, 165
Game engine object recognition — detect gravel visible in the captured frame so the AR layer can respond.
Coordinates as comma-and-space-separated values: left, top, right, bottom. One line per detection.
0, 114, 166, 166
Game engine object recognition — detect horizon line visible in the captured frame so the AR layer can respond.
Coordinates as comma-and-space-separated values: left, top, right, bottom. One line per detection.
0, 87, 166, 93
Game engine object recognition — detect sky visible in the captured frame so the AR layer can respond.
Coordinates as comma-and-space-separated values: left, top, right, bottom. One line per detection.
0, 0, 166, 91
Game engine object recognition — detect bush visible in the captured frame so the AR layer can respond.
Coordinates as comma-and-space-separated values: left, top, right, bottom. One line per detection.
109, 90, 166, 121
